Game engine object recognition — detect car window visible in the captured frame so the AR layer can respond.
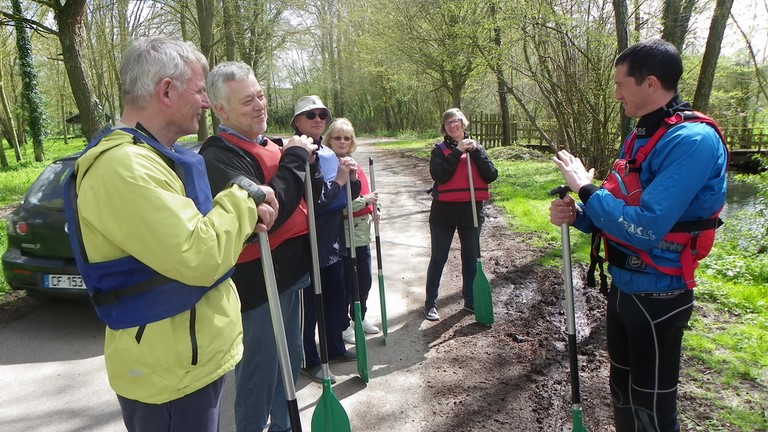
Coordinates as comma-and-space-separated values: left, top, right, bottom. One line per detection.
23, 160, 74, 211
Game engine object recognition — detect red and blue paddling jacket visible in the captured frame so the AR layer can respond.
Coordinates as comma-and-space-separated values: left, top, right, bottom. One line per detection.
573, 109, 729, 293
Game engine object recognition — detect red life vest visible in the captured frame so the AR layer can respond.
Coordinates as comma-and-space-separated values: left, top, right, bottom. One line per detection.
352, 164, 373, 217
593, 111, 728, 289
218, 132, 309, 263
435, 143, 490, 202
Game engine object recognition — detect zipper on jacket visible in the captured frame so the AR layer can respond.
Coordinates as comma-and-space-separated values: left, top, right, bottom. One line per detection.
189, 306, 198, 365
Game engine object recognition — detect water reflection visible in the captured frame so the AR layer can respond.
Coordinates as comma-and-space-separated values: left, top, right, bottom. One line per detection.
722, 173, 762, 220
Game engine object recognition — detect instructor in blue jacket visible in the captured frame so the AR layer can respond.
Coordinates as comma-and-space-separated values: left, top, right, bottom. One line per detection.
550, 39, 728, 432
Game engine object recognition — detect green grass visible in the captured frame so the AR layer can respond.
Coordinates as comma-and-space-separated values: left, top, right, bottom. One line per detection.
384, 138, 768, 432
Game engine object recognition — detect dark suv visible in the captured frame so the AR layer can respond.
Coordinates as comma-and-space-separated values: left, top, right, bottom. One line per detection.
2, 153, 86, 298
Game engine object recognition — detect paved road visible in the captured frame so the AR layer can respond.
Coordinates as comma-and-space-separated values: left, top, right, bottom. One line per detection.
0, 139, 440, 432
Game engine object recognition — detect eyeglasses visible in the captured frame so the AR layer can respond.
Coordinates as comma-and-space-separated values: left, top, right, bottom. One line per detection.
304, 111, 329, 120
332, 136, 352, 142
445, 119, 462, 127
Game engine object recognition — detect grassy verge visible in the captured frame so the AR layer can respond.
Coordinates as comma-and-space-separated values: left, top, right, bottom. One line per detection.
382, 138, 768, 431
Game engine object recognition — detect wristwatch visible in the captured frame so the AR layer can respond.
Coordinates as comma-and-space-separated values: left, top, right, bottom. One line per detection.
228, 175, 267, 205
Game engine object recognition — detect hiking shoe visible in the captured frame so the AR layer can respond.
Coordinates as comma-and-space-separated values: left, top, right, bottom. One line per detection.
463, 304, 475, 313
300, 365, 336, 384
329, 349, 357, 362
361, 319, 380, 334
425, 307, 440, 321
342, 325, 355, 344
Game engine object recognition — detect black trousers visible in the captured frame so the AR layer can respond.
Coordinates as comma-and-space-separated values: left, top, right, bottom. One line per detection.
607, 286, 694, 432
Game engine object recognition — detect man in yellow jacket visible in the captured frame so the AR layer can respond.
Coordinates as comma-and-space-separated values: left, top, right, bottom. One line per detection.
66, 36, 277, 432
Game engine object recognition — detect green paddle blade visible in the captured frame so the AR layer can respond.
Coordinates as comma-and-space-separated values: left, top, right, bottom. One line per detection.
353, 302, 370, 382
571, 406, 588, 432
473, 260, 494, 325
311, 379, 351, 432
377, 273, 388, 342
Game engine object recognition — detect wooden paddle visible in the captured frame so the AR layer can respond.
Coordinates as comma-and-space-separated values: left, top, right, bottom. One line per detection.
345, 176, 370, 382
368, 157, 388, 342
305, 161, 352, 432
467, 150, 494, 325
257, 232, 302, 432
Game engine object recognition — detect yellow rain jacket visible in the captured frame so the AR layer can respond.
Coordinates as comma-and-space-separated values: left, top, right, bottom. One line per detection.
74, 129, 256, 404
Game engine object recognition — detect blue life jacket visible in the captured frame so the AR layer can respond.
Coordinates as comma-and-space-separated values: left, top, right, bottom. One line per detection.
63, 127, 234, 330
316, 144, 348, 214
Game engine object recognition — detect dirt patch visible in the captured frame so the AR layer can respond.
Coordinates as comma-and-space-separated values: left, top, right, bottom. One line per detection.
375, 146, 613, 431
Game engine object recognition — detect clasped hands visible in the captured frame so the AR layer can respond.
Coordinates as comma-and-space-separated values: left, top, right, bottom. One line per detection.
549, 150, 595, 226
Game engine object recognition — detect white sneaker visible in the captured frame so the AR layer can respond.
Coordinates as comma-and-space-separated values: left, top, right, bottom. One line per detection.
361, 319, 380, 334
342, 325, 355, 344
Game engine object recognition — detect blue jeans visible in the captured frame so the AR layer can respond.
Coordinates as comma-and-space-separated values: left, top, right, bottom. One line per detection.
117, 375, 225, 432
234, 274, 309, 432
424, 223, 480, 310
302, 260, 348, 368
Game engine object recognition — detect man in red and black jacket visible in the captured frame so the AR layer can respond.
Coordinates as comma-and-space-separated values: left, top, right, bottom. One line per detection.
199, 61, 318, 432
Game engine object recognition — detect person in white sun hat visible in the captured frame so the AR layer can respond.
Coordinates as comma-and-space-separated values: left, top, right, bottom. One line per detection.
323, 118, 381, 344
292, 95, 361, 384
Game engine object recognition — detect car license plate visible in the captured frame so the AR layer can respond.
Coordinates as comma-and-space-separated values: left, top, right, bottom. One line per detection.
44, 274, 85, 289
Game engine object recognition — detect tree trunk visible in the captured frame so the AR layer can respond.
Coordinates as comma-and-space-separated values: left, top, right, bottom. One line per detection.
692, 0, 735, 113
490, 2, 510, 146
661, 0, 696, 50
613, 0, 632, 139
13, 0, 46, 161
55, 0, 103, 141
613, 0, 628, 52
0, 64, 20, 160
222, 0, 237, 61
0, 135, 7, 168
196, 0, 215, 140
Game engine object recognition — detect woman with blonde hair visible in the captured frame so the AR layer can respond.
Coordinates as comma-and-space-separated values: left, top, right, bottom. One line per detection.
324, 118, 381, 343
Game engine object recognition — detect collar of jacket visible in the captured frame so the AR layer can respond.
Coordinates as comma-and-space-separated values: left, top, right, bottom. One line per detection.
634, 94, 692, 139
443, 131, 470, 147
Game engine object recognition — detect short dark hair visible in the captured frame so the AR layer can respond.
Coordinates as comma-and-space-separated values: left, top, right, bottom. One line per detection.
615, 39, 682, 92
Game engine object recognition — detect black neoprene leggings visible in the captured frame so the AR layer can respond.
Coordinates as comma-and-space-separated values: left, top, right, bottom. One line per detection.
606, 285, 694, 432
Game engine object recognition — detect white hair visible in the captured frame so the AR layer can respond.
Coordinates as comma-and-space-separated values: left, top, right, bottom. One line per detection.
206, 61, 257, 119
120, 36, 208, 109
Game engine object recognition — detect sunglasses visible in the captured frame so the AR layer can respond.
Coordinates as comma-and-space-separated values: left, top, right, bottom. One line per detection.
332, 136, 352, 142
304, 111, 329, 120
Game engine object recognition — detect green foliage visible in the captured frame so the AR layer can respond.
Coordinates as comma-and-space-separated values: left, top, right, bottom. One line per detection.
682, 171, 768, 431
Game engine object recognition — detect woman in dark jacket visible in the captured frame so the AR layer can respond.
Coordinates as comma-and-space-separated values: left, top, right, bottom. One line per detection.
424, 108, 498, 321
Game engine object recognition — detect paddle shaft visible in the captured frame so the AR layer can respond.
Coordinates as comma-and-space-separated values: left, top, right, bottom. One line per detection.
257, 232, 302, 432
307, 161, 353, 432
304, 161, 331, 372
549, 185, 587, 428
346, 176, 369, 381
466, 152, 479, 229
368, 157, 388, 339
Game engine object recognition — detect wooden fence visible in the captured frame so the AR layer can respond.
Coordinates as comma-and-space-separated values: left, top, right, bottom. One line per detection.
468, 111, 768, 151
